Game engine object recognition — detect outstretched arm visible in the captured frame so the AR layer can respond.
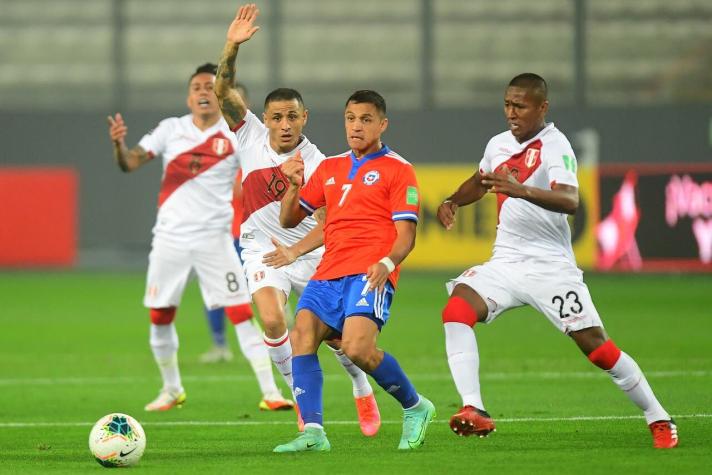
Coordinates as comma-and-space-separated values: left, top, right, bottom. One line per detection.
262, 216, 325, 269
365, 220, 417, 292
107, 113, 151, 173
482, 165, 578, 214
437, 170, 489, 230
215, 3, 260, 129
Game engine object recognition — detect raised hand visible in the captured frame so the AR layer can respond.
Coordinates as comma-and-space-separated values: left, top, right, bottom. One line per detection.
107, 113, 127, 144
437, 200, 458, 230
227, 3, 260, 45
280, 150, 305, 187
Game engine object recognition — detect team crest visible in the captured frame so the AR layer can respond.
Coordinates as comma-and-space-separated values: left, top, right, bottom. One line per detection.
525, 148, 540, 168
254, 271, 265, 282
212, 137, 229, 156
363, 170, 380, 186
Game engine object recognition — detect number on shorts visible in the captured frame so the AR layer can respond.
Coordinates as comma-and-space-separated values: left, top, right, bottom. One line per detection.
551, 291, 582, 319
338, 184, 352, 206
226, 272, 240, 292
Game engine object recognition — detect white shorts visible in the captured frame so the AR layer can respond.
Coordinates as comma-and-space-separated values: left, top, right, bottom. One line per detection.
143, 233, 250, 310
446, 259, 603, 334
241, 249, 318, 298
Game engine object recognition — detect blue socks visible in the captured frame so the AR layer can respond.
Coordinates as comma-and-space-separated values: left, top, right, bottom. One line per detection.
292, 354, 324, 426
370, 352, 419, 409
205, 307, 226, 346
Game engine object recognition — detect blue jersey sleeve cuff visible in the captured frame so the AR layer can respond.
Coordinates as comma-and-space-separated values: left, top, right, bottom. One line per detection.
392, 211, 419, 223
299, 198, 316, 215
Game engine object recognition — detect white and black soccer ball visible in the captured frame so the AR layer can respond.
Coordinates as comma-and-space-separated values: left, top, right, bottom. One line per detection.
88, 413, 146, 467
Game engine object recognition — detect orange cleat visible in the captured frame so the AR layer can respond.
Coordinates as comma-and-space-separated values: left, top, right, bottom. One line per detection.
449, 405, 496, 437
649, 419, 678, 449
354, 393, 381, 437
258, 397, 295, 411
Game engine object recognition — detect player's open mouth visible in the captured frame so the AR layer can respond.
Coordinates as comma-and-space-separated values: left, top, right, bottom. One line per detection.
198, 99, 210, 107
509, 123, 520, 132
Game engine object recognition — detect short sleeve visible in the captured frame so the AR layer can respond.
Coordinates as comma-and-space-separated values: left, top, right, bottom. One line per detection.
390, 164, 420, 223
138, 118, 174, 158
478, 139, 495, 174
544, 140, 579, 188
232, 110, 266, 151
298, 160, 326, 215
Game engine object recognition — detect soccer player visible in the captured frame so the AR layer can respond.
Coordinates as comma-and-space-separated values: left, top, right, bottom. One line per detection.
215, 4, 381, 429
437, 73, 678, 449
274, 89, 436, 453
107, 63, 291, 412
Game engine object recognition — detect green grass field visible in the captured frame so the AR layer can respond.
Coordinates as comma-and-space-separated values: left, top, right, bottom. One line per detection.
1, 271, 710, 474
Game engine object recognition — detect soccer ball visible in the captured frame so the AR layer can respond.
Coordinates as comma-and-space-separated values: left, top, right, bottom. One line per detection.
88, 413, 146, 467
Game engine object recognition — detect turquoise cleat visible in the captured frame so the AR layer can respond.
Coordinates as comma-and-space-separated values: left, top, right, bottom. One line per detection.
398, 395, 436, 450
273, 427, 331, 453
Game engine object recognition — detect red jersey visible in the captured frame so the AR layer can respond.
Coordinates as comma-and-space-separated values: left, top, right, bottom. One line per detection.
298, 146, 420, 287
231, 169, 243, 238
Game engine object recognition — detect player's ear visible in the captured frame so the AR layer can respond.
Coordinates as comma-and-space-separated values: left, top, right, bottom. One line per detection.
540, 100, 549, 115
302, 108, 309, 125
380, 117, 389, 134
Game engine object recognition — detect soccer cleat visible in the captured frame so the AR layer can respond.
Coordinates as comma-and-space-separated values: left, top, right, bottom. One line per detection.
354, 393, 381, 437
198, 345, 233, 364
449, 405, 496, 437
273, 427, 331, 453
649, 419, 678, 449
144, 389, 187, 412
259, 397, 295, 411
398, 395, 436, 450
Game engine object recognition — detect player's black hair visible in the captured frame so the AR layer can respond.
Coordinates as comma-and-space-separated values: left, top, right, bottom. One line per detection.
508, 73, 548, 102
190, 63, 217, 82
345, 90, 386, 115
264, 88, 305, 109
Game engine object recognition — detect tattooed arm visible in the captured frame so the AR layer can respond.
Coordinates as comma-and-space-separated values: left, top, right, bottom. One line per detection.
107, 113, 151, 173
215, 3, 261, 129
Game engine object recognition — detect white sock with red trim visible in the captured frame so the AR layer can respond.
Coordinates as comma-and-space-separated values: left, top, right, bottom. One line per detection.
607, 352, 670, 424
149, 323, 183, 393
234, 320, 281, 400
444, 322, 485, 410
327, 345, 373, 398
263, 330, 293, 390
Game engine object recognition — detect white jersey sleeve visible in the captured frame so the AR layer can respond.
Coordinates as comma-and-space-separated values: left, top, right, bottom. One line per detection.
233, 110, 266, 151
138, 118, 176, 157
543, 136, 578, 188
478, 138, 497, 174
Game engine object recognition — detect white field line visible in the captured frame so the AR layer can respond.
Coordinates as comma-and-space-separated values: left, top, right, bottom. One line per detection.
0, 370, 709, 387
1, 413, 711, 428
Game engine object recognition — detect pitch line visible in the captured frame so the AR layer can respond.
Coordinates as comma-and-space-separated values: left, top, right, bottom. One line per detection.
1, 414, 710, 428
0, 370, 709, 387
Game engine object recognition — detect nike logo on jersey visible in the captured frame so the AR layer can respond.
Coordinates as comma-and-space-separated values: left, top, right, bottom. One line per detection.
325, 177, 335, 185
355, 298, 370, 307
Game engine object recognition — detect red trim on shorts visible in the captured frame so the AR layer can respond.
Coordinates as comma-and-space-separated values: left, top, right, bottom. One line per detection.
442, 296, 478, 327
150, 307, 176, 325
264, 333, 290, 347
588, 339, 621, 370
225, 303, 253, 324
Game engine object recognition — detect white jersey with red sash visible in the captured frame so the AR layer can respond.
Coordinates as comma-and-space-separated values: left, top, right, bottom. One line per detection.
138, 114, 240, 243
480, 123, 579, 263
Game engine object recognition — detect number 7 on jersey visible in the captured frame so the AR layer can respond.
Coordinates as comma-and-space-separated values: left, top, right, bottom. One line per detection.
338, 183, 352, 206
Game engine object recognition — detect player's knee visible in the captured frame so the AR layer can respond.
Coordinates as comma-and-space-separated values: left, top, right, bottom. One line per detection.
340, 339, 376, 370
442, 296, 479, 327
587, 339, 622, 370
259, 310, 287, 337
150, 307, 176, 325
225, 304, 253, 325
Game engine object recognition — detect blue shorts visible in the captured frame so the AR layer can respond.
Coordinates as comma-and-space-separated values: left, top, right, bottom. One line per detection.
296, 274, 394, 334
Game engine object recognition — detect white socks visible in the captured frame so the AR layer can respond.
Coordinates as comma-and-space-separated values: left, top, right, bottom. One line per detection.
327, 345, 373, 398
444, 322, 485, 410
263, 330, 294, 389
234, 320, 281, 400
607, 352, 670, 424
149, 323, 183, 393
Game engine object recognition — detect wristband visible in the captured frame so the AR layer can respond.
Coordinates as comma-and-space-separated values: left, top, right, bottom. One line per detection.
379, 257, 396, 273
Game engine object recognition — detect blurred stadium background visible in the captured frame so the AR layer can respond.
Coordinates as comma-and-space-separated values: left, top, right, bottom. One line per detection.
1, 0, 711, 271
